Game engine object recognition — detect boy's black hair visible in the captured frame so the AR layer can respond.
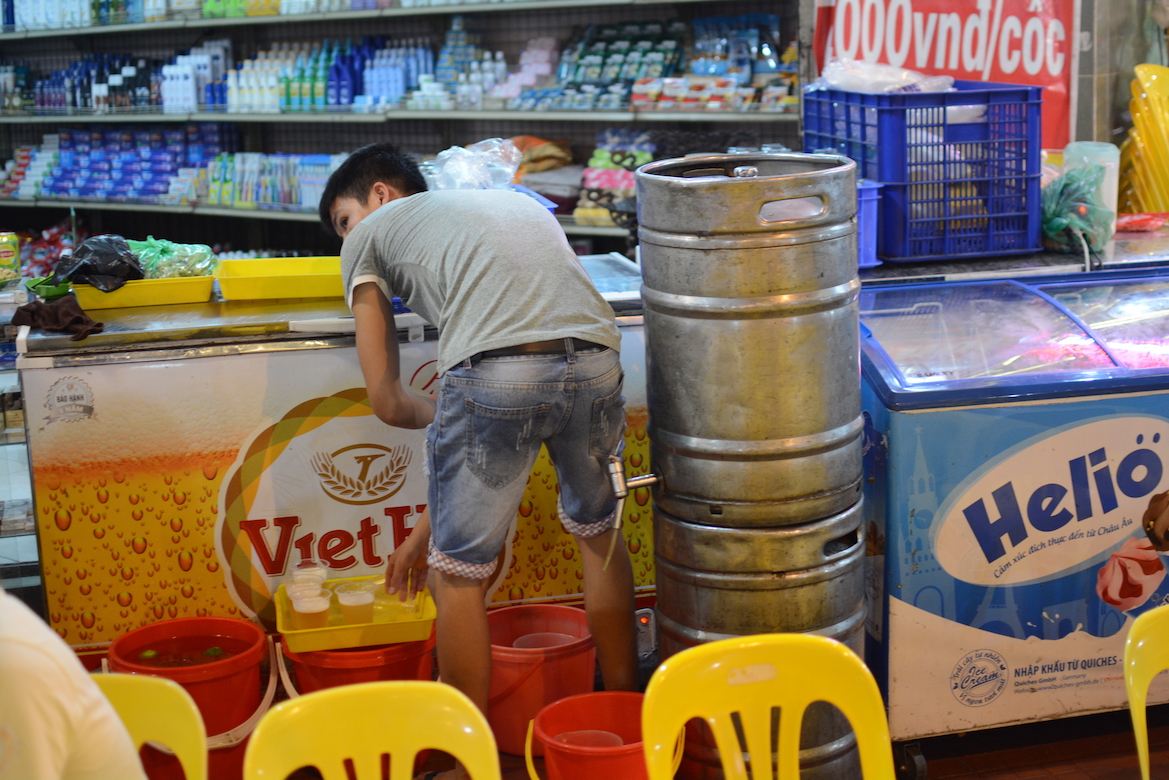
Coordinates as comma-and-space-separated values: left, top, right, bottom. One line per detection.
319, 142, 428, 235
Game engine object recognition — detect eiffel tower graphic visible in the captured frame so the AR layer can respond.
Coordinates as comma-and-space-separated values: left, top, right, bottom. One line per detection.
971, 584, 1025, 638
900, 427, 957, 620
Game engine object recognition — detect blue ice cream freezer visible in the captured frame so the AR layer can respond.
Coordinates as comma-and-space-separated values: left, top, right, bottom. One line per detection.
861, 271, 1169, 740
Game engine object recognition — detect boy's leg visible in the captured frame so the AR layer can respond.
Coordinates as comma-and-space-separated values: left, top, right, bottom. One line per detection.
431, 569, 493, 714
576, 527, 638, 692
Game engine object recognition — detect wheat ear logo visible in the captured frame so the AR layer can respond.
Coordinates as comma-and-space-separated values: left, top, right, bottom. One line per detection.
312, 443, 412, 505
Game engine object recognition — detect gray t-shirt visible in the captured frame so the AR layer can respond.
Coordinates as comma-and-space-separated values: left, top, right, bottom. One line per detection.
341, 189, 622, 372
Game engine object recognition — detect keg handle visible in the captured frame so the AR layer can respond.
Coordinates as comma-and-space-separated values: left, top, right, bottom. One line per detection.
602, 455, 659, 571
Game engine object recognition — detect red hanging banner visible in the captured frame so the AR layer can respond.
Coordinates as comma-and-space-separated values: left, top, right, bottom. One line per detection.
813, 0, 1079, 149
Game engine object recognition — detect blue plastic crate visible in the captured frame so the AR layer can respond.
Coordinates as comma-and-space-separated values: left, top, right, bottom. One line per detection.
803, 80, 1043, 262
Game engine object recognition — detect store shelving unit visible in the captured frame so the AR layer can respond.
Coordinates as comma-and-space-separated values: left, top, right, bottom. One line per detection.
0, 0, 801, 253
0, 197, 629, 235
0, 0, 720, 40
0, 109, 799, 123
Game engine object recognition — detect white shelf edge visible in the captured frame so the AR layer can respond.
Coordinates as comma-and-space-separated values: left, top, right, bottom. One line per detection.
0, 199, 631, 236
0, 109, 799, 124
0, 0, 721, 40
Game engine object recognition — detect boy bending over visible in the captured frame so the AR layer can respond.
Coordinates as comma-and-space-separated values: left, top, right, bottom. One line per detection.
320, 143, 638, 770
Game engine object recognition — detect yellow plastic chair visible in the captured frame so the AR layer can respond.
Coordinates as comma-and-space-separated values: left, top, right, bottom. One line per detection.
1124, 603, 1169, 780
642, 633, 896, 780
91, 672, 208, 780
243, 680, 502, 780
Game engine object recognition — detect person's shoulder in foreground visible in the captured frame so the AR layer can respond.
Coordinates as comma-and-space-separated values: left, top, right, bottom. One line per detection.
0, 588, 146, 780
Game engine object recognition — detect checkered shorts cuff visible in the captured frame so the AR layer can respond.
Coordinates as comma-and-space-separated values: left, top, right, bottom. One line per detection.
427, 541, 497, 580
558, 497, 617, 539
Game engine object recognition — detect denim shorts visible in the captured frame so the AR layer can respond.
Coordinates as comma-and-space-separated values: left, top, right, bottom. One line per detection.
426, 343, 626, 580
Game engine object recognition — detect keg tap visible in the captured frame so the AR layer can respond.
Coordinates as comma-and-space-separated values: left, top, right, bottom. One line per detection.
603, 455, 659, 570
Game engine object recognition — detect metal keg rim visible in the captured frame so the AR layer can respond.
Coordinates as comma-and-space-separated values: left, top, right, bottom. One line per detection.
636, 152, 856, 182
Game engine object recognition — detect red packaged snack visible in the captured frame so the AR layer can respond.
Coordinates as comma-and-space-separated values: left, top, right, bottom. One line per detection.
1116, 213, 1169, 232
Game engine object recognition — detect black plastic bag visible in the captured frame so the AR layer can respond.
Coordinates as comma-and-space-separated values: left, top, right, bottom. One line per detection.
49, 234, 144, 292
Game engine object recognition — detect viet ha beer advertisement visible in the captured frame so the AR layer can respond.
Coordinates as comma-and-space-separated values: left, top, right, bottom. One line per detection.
25, 332, 652, 649
863, 393, 1169, 739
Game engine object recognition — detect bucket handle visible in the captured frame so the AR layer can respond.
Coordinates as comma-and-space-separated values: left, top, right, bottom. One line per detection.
205, 634, 279, 749
274, 639, 300, 699
487, 653, 545, 709
522, 716, 686, 779
98, 634, 280, 752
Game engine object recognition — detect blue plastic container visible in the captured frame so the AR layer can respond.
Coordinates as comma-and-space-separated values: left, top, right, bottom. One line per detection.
857, 179, 883, 268
804, 80, 1043, 262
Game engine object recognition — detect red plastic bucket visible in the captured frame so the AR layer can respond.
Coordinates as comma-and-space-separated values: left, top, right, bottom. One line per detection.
108, 617, 267, 780
529, 692, 647, 780
487, 604, 595, 756
282, 635, 435, 694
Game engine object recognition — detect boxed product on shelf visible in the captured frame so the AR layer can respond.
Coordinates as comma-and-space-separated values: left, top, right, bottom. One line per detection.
803, 79, 1044, 263
8, 124, 239, 205
574, 129, 652, 227
205, 151, 345, 212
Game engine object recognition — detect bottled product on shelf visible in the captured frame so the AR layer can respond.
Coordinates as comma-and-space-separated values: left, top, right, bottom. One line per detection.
223, 37, 435, 113
1, 0, 556, 30
26, 41, 232, 115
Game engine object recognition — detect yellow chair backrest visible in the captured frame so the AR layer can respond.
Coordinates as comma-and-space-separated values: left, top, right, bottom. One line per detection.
1124, 603, 1169, 780
243, 680, 502, 780
91, 672, 208, 780
641, 633, 895, 780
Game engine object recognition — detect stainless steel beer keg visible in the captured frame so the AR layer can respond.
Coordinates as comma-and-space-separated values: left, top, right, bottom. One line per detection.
654, 500, 865, 656
635, 153, 866, 780
636, 154, 863, 526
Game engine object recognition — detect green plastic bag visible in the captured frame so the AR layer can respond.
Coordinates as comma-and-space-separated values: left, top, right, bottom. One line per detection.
126, 236, 217, 279
1041, 163, 1114, 254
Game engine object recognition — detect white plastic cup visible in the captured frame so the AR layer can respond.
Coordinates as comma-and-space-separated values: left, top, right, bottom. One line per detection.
289, 587, 331, 630
290, 558, 327, 585
513, 631, 576, 649
554, 730, 623, 747
335, 581, 376, 625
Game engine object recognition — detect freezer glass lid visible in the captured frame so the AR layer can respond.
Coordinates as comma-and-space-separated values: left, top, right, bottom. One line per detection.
1038, 279, 1169, 368
860, 281, 1116, 385
578, 252, 641, 300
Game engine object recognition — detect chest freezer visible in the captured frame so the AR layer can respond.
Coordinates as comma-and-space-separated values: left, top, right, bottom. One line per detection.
861, 272, 1169, 740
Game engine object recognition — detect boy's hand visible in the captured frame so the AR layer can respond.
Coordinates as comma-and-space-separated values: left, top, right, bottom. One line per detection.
386, 512, 431, 602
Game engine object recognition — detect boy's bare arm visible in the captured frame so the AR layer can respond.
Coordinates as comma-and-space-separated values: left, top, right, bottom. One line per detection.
351, 282, 436, 429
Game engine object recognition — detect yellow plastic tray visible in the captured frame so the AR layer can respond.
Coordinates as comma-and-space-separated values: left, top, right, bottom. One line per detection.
72, 276, 215, 310
275, 574, 436, 653
217, 257, 343, 301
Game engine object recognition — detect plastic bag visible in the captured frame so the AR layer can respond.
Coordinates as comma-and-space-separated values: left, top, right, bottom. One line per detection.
126, 236, 217, 279
815, 58, 954, 94
431, 138, 523, 190
49, 234, 144, 292
812, 59, 982, 124
1041, 163, 1115, 254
